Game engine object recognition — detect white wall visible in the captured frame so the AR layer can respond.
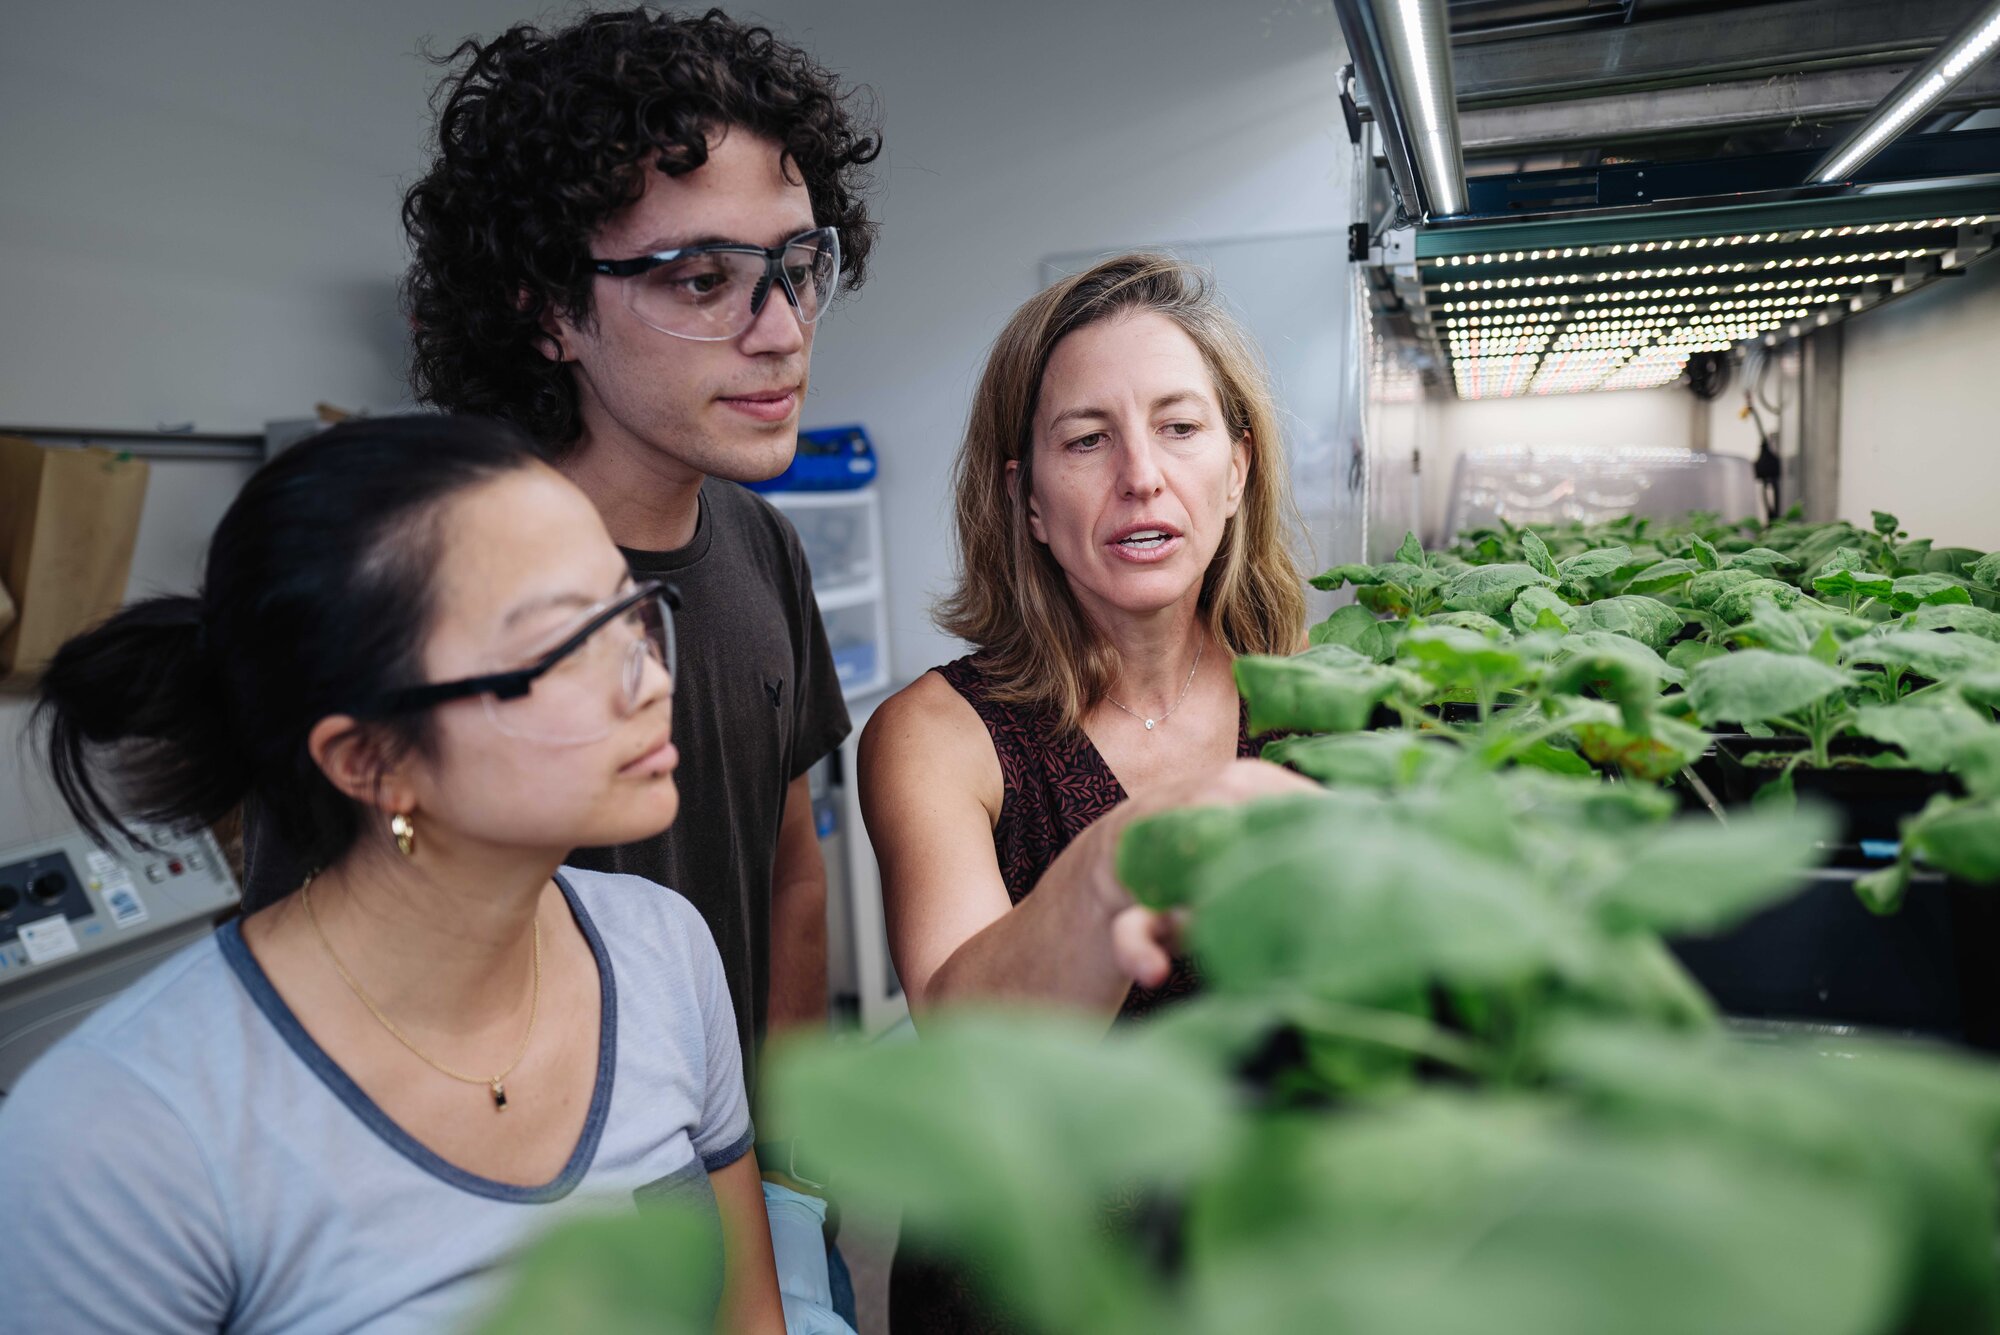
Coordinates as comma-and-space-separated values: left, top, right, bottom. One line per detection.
1420, 385, 1697, 542
0, 1, 1354, 845
1839, 253, 2000, 549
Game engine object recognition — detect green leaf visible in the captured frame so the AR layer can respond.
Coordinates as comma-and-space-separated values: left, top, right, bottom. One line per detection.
1395, 530, 1427, 569
1665, 639, 1729, 674
1624, 558, 1701, 596
1569, 595, 1684, 652
1885, 574, 1973, 613
1234, 646, 1418, 737
1905, 794, 2000, 883
1423, 610, 1511, 637
1587, 805, 1834, 935
1188, 1091, 1904, 1335
1813, 567, 1895, 602
1851, 697, 1990, 770
1556, 544, 1635, 592
1711, 578, 1804, 625
1310, 562, 1379, 592
1952, 733, 2000, 799
1908, 602, 2000, 643
1687, 650, 1854, 727
1118, 793, 1339, 909
1509, 586, 1577, 634
1558, 703, 1711, 783
1854, 859, 1912, 915
1187, 805, 1594, 1001
1261, 731, 1464, 791
1685, 567, 1769, 610
1731, 596, 1812, 655
1398, 624, 1541, 696
1442, 563, 1559, 618
1872, 509, 1901, 537
768, 1013, 1234, 1334
478, 1203, 721, 1335
1307, 603, 1391, 661
1969, 551, 2000, 587
1844, 630, 2000, 682
1722, 547, 1799, 576
1522, 530, 1559, 579
1691, 534, 1722, 570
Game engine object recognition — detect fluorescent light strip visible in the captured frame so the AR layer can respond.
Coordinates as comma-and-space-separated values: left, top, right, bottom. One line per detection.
1812, 0, 2000, 182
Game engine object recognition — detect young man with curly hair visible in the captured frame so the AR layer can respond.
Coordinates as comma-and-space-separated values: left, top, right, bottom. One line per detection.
391, 11, 878, 1317
396, 5, 874, 1067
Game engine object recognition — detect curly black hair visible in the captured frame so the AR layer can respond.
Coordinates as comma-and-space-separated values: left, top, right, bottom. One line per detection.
401, 8, 881, 448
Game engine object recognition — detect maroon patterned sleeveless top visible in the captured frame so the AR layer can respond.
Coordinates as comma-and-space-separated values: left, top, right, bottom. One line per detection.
933, 654, 1261, 1021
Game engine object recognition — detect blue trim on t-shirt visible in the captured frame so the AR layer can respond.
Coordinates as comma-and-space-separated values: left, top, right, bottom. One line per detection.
215, 872, 619, 1205
701, 1125, 755, 1174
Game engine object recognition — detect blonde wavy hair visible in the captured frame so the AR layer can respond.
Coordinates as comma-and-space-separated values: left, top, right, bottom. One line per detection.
936, 253, 1307, 732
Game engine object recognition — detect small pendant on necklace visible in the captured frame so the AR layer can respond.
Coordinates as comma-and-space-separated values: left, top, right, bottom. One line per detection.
491, 1079, 508, 1111
1144, 719, 1156, 730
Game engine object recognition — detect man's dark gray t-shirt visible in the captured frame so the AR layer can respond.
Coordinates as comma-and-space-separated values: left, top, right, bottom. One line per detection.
243, 478, 849, 1090
569, 478, 851, 1084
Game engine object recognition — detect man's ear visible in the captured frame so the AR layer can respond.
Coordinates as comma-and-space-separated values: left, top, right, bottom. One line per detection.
527, 289, 575, 364
1006, 459, 1049, 546
308, 715, 417, 816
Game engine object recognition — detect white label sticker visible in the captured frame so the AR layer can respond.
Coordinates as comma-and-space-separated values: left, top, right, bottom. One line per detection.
103, 882, 149, 929
86, 850, 120, 879
18, 916, 80, 965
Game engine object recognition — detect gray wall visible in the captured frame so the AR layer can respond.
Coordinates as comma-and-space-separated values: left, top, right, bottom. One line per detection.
0, 1, 1354, 846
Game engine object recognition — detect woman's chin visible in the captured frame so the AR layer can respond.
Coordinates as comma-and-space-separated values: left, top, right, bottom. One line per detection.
591, 783, 681, 846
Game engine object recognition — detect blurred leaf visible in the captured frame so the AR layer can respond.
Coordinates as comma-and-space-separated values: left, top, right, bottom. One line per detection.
1851, 696, 1989, 770
1262, 731, 1463, 792
1187, 1092, 1903, 1335
1692, 534, 1722, 570
1687, 650, 1854, 727
1585, 805, 1834, 935
1119, 793, 1340, 909
1423, 610, 1511, 637
1844, 630, 2000, 681
767, 1014, 1237, 1335
1885, 575, 1973, 613
1970, 551, 2000, 587
1908, 602, 2000, 643
1508, 586, 1577, 634
1722, 546, 1798, 576
1307, 603, 1392, 661
1396, 530, 1427, 568
1686, 567, 1770, 611
477, 1203, 720, 1335
1235, 647, 1418, 737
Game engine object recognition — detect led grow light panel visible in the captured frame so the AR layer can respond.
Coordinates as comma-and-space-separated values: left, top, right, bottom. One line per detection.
1420, 213, 1996, 398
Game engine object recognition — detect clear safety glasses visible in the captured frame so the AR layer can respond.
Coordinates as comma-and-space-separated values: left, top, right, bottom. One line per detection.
365, 582, 676, 746
590, 226, 841, 342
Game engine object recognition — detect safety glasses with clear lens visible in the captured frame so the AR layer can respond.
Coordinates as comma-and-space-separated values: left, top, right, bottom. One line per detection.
365, 581, 676, 747
590, 226, 841, 342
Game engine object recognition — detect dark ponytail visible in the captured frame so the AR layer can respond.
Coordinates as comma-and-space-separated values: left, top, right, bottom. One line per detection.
35, 416, 543, 896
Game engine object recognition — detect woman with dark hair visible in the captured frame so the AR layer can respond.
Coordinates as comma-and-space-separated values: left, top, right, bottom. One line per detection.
0, 418, 786, 1333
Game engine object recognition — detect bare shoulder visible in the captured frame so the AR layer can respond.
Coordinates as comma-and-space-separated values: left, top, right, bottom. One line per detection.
860, 670, 1003, 816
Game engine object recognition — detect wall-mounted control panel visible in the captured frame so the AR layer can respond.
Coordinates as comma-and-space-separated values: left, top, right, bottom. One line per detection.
0, 825, 240, 1092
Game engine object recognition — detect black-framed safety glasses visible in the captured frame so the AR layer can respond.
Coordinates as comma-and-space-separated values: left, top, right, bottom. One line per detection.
590, 226, 841, 342
365, 581, 677, 746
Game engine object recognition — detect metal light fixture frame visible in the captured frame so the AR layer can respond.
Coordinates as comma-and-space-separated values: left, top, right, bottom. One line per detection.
1336, 0, 1469, 222
1810, 0, 2000, 184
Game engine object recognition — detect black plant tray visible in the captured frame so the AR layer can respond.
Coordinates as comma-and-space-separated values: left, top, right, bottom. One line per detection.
1669, 865, 2000, 1051
1709, 735, 1961, 843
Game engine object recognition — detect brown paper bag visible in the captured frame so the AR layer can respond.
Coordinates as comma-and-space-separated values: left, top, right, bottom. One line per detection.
0, 436, 151, 686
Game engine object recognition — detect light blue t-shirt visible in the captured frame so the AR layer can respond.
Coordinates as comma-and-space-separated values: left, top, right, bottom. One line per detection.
0, 869, 752, 1334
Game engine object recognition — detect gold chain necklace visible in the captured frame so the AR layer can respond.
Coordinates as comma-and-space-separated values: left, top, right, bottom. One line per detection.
299, 875, 541, 1111
1105, 638, 1204, 732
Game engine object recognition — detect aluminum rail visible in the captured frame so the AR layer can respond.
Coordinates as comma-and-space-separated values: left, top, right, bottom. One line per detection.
1810, 0, 2000, 183
1335, 0, 1469, 221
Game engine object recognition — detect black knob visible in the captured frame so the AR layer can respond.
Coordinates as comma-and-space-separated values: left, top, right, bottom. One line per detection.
0, 883, 17, 916
27, 873, 67, 906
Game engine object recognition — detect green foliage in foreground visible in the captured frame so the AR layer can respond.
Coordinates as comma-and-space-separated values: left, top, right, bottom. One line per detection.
482, 510, 2000, 1335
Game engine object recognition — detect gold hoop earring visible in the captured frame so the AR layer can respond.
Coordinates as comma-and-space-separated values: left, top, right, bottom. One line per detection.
391, 812, 418, 859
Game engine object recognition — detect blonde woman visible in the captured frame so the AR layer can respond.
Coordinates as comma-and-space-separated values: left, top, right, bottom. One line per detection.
862, 254, 1313, 1028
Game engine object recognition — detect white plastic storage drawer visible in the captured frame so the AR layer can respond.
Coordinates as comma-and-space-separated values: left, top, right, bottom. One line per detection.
783, 494, 876, 591
821, 598, 884, 693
